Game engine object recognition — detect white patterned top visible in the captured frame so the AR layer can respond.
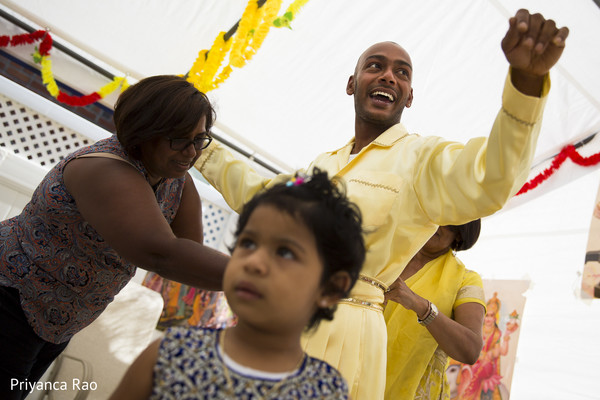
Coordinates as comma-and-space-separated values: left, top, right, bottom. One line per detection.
151, 327, 349, 399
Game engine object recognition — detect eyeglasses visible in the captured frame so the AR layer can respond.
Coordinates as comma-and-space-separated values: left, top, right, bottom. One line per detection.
167, 134, 213, 151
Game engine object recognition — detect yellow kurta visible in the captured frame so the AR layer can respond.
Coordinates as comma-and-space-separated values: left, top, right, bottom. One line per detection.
194, 71, 549, 400
384, 251, 485, 399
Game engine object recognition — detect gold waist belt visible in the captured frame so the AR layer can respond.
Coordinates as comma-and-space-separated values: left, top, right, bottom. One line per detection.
358, 274, 388, 293
339, 274, 387, 312
339, 297, 383, 312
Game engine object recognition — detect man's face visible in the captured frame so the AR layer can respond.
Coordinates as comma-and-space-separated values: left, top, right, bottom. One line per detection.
347, 42, 414, 128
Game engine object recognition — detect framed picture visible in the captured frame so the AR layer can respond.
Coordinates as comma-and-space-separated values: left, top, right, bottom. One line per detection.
446, 279, 529, 400
141, 198, 238, 330
142, 272, 236, 330
582, 183, 600, 298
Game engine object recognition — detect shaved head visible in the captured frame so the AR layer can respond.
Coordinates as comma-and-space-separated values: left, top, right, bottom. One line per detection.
354, 41, 412, 75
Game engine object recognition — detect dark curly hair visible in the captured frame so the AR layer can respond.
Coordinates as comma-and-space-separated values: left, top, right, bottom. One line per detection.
113, 75, 216, 159
232, 168, 366, 331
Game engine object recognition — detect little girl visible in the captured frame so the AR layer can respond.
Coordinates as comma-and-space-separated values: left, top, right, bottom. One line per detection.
110, 168, 366, 399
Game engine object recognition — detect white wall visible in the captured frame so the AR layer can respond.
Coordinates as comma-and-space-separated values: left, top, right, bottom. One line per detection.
0, 147, 48, 219
459, 168, 600, 399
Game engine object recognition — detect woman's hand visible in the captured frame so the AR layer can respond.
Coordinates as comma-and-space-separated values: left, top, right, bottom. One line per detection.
385, 276, 485, 364
384, 277, 430, 319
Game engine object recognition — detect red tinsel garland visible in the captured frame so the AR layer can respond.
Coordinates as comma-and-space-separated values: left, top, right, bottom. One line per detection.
516, 145, 600, 195
38, 33, 52, 57
1, 31, 599, 190
57, 91, 102, 107
0, 30, 51, 56
0, 30, 110, 107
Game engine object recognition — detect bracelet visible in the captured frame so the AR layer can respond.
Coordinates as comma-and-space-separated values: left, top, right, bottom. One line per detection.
418, 301, 438, 327
418, 300, 432, 320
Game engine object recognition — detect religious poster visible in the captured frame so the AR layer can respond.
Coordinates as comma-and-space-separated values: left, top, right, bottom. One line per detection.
446, 279, 529, 400
141, 272, 236, 330
142, 199, 238, 330
582, 183, 600, 298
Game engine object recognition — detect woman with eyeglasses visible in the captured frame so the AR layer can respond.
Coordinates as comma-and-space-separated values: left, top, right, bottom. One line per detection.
0, 75, 229, 400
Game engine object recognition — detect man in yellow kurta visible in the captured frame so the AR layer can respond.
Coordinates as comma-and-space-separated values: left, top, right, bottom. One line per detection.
194, 9, 568, 400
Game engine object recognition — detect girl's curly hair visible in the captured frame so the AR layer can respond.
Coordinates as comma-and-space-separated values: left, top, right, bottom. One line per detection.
233, 168, 366, 330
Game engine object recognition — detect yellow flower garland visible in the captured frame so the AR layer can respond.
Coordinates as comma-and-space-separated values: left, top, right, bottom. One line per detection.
273, 0, 310, 28
40, 55, 128, 104
230, 0, 260, 68
23, 0, 314, 104
98, 76, 130, 97
188, 49, 209, 84
212, 65, 233, 90
40, 56, 59, 97
244, 0, 282, 62
200, 32, 232, 92
285, 0, 310, 17
187, 0, 312, 93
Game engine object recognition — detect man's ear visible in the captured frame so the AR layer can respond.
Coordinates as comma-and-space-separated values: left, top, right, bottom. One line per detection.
406, 88, 414, 108
346, 75, 355, 96
318, 271, 352, 308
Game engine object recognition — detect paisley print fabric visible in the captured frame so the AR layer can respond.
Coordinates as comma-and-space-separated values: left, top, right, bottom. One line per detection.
151, 327, 349, 399
0, 135, 185, 344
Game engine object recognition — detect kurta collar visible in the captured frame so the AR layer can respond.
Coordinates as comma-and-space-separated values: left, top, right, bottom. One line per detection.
327, 123, 410, 155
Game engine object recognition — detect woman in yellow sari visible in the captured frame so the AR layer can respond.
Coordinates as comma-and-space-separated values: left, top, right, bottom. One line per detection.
384, 220, 486, 399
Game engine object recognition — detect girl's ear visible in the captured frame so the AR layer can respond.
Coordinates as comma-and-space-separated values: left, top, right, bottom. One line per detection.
317, 271, 352, 308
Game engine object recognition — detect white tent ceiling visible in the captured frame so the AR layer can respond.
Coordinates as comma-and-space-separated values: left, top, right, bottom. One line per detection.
2, 0, 599, 175
1, 1, 600, 399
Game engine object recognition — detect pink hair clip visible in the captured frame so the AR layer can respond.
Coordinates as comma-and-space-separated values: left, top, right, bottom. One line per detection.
286, 172, 309, 187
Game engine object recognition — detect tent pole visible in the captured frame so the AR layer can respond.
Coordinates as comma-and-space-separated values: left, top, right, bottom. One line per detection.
0, 8, 116, 81
0, 6, 285, 175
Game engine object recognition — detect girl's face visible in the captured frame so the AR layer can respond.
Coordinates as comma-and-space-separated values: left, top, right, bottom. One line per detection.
224, 204, 327, 334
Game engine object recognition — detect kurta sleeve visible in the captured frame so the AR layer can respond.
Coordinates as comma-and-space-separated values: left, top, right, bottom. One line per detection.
412, 69, 550, 224
194, 141, 292, 213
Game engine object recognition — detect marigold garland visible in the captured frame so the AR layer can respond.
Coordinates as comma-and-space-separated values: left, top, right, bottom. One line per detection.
188, 0, 312, 93
244, 0, 283, 63
229, 0, 260, 68
57, 91, 101, 106
516, 144, 600, 195
286, 0, 310, 16
2, 14, 597, 197
1, 30, 128, 107
3, 1, 315, 105
187, 49, 209, 84
0, 30, 47, 49
40, 56, 59, 97
39, 54, 129, 107
195, 32, 233, 93
274, 0, 310, 28
213, 65, 233, 88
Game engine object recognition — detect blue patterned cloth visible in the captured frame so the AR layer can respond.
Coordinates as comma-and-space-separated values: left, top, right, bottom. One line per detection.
0, 135, 185, 343
152, 327, 349, 399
